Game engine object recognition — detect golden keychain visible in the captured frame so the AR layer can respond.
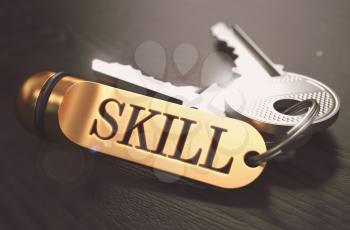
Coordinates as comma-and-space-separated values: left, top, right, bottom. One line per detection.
17, 72, 318, 189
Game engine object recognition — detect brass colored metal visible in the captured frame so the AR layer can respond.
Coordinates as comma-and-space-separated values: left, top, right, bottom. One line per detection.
16, 72, 81, 139
59, 81, 266, 188
17, 72, 266, 188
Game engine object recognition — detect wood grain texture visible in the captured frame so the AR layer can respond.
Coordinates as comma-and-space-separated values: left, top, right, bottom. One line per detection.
1, 0, 349, 229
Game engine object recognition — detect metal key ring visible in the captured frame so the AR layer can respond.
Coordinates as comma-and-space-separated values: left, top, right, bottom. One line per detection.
246, 99, 320, 166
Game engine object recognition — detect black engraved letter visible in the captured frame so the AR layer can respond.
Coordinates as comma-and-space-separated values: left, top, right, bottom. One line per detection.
200, 126, 233, 174
151, 113, 178, 156
118, 104, 160, 151
168, 118, 201, 165
89, 98, 125, 140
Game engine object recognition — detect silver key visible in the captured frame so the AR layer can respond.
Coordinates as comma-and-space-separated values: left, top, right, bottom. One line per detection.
92, 59, 236, 119
210, 22, 340, 135
92, 59, 201, 106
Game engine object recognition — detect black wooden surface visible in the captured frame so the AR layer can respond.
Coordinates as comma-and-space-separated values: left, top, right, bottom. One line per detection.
1, 0, 350, 229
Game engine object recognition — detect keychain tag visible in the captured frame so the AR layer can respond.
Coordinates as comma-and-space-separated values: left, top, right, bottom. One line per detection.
58, 81, 266, 188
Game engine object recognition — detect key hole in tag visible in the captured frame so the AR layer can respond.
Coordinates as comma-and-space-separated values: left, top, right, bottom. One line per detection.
244, 151, 260, 168
273, 99, 309, 116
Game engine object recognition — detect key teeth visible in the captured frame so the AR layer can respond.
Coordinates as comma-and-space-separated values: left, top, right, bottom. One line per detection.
211, 22, 244, 76
125, 64, 158, 80
211, 22, 237, 50
113, 62, 160, 82
231, 67, 241, 77
119, 63, 143, 76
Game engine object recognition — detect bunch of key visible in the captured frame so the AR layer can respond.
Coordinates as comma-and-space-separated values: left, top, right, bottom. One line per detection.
92, 22, 339, 155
